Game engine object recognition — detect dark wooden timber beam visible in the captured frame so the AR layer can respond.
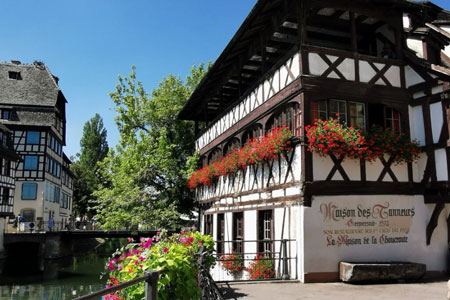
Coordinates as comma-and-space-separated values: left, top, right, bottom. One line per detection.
197, 0, 297, 120
306, 181, 424, 196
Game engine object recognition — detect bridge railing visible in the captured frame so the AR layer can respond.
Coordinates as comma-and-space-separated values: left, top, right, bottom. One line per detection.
5, 221, 101, 233
74, 270, 163, 300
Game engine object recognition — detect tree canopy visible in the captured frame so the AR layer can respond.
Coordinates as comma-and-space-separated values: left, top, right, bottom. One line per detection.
71, 113, 109, 217
94, 63, 209, 230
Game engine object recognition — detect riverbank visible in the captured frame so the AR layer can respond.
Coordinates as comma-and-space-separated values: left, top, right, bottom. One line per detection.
0, 238, 124, 300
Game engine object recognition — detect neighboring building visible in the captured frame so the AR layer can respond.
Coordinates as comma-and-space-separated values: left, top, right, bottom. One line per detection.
0, 123, 19, 257
179, 0, 450, 282
0, 61, 73, 230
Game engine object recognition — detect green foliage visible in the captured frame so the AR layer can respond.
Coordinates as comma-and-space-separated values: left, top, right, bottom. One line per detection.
95, 63, 210, 230
105, 230, 215, 300
72, 114, 109, 217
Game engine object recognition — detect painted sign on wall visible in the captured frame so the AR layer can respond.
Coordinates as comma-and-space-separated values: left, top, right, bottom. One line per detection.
320, 201, 415, 247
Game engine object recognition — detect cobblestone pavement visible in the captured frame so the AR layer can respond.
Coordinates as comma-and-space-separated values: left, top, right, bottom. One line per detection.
218, 279, 449, 300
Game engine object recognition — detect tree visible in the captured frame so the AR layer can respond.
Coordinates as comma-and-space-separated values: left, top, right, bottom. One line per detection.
94, 63, 209, 230
72, 114, 109, 217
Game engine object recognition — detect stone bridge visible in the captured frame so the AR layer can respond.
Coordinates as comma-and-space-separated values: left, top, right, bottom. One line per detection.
3, 230, 174, 259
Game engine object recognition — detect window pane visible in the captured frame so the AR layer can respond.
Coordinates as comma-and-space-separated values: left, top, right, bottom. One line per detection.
330, 100, 347, 122
349, 102, 365, 129
24, 156, 38, 170
22, 183, 37, 200
1, 110, 10, 120
26, 131, 40, 145
311, 101, 327, 121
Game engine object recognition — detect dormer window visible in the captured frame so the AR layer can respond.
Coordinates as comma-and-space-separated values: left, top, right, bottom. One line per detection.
8, 71, 22, 80
1, 109, 11, 120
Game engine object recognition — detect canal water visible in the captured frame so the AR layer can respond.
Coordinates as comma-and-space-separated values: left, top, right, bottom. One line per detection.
0, 238, 124, 300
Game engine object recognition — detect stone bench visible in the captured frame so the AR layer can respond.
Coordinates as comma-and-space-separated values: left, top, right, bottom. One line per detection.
339, 262, 426, 283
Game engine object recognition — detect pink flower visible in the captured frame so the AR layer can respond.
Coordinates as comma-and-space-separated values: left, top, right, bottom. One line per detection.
163, 247, 168, 253
108, 262, 115, 271
127, 237, 133, 243
133, 249, 140, 254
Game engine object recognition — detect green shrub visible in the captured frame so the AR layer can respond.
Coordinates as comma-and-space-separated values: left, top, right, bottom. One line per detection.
104, 230, 215, 300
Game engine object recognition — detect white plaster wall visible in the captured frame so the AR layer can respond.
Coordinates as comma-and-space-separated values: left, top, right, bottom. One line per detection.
303, 195, 449, 276
225, 213, 233, 253
413, 153, 428, 182
409, 105, 426, 146
312, 153, 335, 181
340, 158, 361, 181
298, 206, 305, 282
406, 39, 424, 58
384, 66, 401, 88
405, 65, 425, 88
244, 209, 257, 272
432, 85, 444, 95
14, 181, 46, 222
359, 61, 377, 83
389, 162, 409, 182
337, 58, 355, 81
366, 159, 384, 181
313, 153, 409, 182
430, 102, 443, 144
402, 14, 411, 29
309, 53, 328, 76
435, 148, 449, 181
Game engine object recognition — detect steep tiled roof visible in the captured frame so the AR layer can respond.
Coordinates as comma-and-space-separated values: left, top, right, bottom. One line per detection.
0, 61, 64, 107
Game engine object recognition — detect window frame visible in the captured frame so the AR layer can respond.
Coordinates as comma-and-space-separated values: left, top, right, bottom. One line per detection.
24, 155, 38, 170
233, 212, 244, 254
258, 210, 273, 257
217, 213, 225, 255
21, 183, 37, 200
204, 214, 213, 236
26, 131, 40, 145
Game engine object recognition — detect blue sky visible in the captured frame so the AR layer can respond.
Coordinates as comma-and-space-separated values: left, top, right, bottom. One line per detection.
0, 0, 448, 158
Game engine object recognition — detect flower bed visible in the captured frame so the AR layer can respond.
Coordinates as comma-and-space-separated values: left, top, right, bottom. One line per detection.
189, 127, 293, 189
104, 230, 215, 300
305, 117, 421, 164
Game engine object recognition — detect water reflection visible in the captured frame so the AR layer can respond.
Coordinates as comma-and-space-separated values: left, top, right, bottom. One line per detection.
0, 238, 124, 300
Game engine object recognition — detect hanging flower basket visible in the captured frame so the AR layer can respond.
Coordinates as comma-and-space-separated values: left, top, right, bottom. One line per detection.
189, 127, 293, 189
305, 117, 421, 164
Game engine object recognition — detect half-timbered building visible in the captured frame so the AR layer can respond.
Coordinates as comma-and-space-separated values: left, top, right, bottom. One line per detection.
179, 0, 450, 282
0, 61, 73, 230
0, 123, 18, 258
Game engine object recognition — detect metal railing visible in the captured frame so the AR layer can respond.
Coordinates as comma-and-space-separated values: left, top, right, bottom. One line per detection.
74, 270, 162, 300
5, 221, 100, 233
197, 250, 225, 300
212, 239, 296, 282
